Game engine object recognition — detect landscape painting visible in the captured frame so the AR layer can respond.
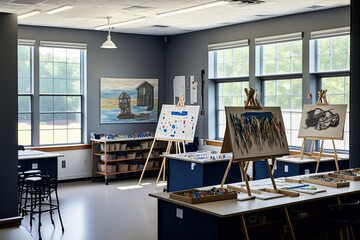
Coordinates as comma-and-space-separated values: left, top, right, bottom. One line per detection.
100, 78, 158, 124
298, 104, 347, 140
224, 106, 289, 161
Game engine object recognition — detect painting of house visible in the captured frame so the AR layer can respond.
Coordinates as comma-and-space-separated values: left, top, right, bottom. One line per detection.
100, 78, 158, 124
136, 81, 154, 110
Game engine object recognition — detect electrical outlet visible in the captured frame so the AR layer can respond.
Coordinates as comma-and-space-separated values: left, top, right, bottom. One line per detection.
32, 163, 38, 169
284, 165, 288, 173
176, 208, 183, 219
62, 160, 66, 168
191, 163, 196, 170
305, 169, 310, 175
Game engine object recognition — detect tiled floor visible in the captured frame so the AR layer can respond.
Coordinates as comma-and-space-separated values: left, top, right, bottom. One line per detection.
20, 177, 166, 240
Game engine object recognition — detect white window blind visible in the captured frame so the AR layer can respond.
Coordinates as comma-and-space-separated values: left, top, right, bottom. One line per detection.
208, 39, 249, 51
255, 32, 303, 45
311, 26, 350, 39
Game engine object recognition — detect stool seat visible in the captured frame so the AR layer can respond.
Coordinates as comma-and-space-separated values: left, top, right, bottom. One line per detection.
24, 170, 41, 175
25, 177, 41, 182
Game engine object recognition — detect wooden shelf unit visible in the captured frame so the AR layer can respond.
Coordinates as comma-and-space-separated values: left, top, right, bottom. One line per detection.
91, 138, 164, 184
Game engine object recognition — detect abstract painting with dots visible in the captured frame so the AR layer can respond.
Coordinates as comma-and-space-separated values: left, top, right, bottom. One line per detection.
155, 104, 200, 142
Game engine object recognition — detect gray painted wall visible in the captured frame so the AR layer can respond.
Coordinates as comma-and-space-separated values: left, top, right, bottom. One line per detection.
0, 13, 18, 219
164, 6, 350, 140
18, 25, 166, 143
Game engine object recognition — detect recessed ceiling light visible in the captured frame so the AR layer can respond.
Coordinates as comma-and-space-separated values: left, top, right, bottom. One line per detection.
46, 5, 73, 14
94, 17, 146, 30
18, 10, 41, 20
156, 1, 229, 18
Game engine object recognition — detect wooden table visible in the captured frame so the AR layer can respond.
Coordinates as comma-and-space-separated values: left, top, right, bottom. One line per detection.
150, 172, 360, 240
18, 150, 63, 181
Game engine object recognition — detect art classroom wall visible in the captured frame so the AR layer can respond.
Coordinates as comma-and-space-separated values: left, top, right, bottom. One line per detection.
18, 25, 166, 143
164, 6, 350, 141
0, 13, 18, 218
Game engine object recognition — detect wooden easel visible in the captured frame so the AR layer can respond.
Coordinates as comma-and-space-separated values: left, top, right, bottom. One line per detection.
138, 94, 188, 187
299, 90, 339, 173
220, 88, 279, 198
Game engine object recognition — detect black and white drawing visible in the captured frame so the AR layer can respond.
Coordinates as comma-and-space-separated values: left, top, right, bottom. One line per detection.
298, 104, 347, 140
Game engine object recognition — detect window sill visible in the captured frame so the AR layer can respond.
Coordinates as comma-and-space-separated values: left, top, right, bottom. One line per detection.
26, 144, 91, 152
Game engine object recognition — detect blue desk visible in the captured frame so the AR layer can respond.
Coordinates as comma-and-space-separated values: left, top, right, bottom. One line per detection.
166, 155, 242, 192
254, 156, 349, 180
18, 150, 63, 180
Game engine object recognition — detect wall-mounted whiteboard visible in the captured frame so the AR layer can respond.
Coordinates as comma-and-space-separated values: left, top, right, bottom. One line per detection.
155, 104, 200, 142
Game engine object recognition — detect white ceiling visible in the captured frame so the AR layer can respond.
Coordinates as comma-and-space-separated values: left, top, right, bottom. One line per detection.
0, 0, 350, 35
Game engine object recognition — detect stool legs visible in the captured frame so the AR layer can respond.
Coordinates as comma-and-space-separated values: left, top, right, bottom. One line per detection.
54, 187, 64, 231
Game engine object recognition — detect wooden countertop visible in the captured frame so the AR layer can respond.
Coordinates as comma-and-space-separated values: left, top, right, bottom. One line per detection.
149, 172, 360, 218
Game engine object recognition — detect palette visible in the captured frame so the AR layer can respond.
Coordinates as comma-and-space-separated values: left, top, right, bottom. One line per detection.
330, 168, 360, 181
301, 174, 350, 188
169, 187, 237, 204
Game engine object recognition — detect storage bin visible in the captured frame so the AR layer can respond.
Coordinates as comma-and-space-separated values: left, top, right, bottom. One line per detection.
132, 145, 141, 150
98, 162, 115, 173
142, 152, 150, 158
140, 141, 148, 148
109, 143, 115, 151
129, 164, 138, 171
117, 163, 129, 172
146, 160, 154, 169
115, 143, 121, 150
136, 153, 142, 159
137, 164, 144, 170
120, 144, 127, 150
154, 160, 161, 168
126, 152, 136, 159
100, 143, 110, 151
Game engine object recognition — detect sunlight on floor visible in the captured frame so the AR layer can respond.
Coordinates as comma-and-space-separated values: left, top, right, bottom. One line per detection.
117, 182, 151, 190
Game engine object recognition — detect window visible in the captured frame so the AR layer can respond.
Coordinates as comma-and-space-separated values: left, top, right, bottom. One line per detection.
258, 40, 302, 75
214, 47, 249, 78
263, 79, 302, 146
311, 31, 350, 151
314, 35, 350, 72
39, 46, 84, 145
216, 81, 249, 139
18, 44, 33, 146
18, 40, 86, 146
209, 41, 250, 139
321, 76, 350, 150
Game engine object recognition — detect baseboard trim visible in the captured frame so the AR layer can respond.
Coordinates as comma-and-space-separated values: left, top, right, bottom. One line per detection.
0, 216, 22, 229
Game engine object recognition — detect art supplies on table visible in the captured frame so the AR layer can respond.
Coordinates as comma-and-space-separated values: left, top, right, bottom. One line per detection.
164, 151, 232, 161
301, 174, 350, 188
169, 187, 237, 204
330, 168, 360, 181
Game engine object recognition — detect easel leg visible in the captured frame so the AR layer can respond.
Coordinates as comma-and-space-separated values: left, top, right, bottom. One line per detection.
220, 157, 234, 189
241, 215, 250, 240
284, 206, 296, 240
299, 138, 306, 160
240, 161, 252, 196
315, 140, 324, 173
265, 159, 277, 191
310, 139, 315, 155
155, 141, 172, 188
332, 139, 340, 171
272, 159, 277, 175
238, 162, 244, 182
138, 139, 156, 185
182, 141, 186, 153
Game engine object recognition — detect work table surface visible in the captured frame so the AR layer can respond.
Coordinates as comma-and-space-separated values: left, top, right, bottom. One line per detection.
150, 173, 360, 218
18, 150, 64, 160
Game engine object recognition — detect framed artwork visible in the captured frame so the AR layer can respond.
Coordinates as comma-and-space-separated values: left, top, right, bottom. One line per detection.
155, 104, 200, 142
223, 106, 289, 161
100, 78, 158, 124
298, 104, 347, 140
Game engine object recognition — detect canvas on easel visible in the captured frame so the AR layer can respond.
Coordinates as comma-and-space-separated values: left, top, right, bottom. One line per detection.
295, 90, 347, 173
220, 88, 290, 199
138, 94, 200, 186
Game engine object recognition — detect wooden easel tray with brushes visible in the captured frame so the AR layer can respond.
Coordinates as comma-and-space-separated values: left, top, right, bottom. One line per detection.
330, 168, 360, 181
301, 174, 350, 188
169, 187, 237, 204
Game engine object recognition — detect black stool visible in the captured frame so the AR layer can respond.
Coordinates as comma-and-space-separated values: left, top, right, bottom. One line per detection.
19, 170, 42, 215
22, 175, 64, 240
328, 201, 360, 240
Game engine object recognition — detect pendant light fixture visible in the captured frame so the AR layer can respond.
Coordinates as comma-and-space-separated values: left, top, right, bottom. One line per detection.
101, 17, 117, 49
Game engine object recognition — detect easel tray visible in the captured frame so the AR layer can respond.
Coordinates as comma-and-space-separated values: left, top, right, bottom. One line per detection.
169, 188, 237, 204
301, 174, 350, 188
